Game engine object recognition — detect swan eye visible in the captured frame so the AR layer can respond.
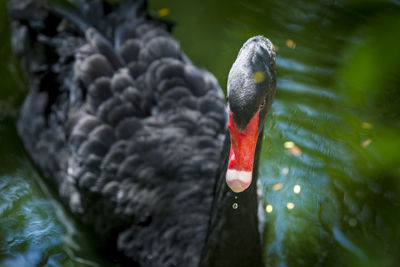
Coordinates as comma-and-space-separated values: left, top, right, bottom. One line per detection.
260, 99, 266, 110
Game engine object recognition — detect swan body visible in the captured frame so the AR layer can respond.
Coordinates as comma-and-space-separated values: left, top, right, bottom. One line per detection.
8, 0, 276, 266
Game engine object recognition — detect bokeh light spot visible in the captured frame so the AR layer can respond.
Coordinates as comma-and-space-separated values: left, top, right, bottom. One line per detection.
286, 39, 295, 48
253, 71, 266, 83
287, 202, 295, 210
157, 8, 170, 17
272, 183, 283, 190
266, 204, 273, 213
284, 141, 302, 156
293, 185, 301, 194
362, 122, 373, 129
349, 218, 357, 227
289, 146, 302, 156
362, 139, 372, 147
284, 141, 295, 148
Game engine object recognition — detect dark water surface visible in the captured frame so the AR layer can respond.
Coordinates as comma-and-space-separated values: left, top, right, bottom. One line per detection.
1, 0, 400, 266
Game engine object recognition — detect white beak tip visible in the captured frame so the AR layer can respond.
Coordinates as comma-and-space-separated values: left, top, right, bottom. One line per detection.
226, 169, 252, 193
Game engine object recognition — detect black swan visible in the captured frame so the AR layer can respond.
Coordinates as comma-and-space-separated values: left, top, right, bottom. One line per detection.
8, 0, 276, 266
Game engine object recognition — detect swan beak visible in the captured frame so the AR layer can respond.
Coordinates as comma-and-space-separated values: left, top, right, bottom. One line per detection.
226, 169, 253, 193
226, 111, 260, 193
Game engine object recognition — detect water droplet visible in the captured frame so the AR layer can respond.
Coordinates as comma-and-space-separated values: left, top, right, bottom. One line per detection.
232, 203, 238, 209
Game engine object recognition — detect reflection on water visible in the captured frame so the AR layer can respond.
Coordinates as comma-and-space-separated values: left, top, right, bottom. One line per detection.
0, 123, 109, 266
257, 1, 348, 263
1, 0, 400, 266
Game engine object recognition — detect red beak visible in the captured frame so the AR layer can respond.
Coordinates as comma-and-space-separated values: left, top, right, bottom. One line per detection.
226, 110, 260, 193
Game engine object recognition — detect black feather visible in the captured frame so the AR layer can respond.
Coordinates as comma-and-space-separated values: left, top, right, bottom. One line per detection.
9, 0, 273, 266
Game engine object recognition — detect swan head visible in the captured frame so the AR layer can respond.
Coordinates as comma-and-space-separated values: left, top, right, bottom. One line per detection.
226, 36, 276, 193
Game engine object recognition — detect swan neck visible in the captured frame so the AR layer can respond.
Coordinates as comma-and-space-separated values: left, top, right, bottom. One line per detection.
200, 130, 264, 267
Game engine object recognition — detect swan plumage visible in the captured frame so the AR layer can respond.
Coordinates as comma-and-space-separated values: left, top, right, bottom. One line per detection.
8, 0, 276, 266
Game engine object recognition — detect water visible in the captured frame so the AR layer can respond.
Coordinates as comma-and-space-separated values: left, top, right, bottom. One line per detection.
0, 122, 109, 266
1, 0, 400, 266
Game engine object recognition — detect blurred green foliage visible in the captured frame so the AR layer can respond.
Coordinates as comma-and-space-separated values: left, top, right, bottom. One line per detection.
333, 3, 400, 266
